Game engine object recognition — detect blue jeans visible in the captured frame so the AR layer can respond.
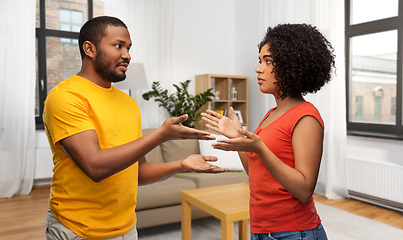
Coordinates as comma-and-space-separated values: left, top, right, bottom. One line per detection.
250, 223, 327, 240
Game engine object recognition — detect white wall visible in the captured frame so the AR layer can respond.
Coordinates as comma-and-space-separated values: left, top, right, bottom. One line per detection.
35, 130, 53, 180
347, 136, 403, 166
171, 0, 235, 87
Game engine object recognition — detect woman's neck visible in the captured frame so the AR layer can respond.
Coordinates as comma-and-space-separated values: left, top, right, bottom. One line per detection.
275, 95, 305, 111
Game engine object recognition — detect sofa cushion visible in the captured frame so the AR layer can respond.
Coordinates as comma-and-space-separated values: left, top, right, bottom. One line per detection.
160, 139, 200, 163
142, 128, 164, 164
136, 176, 196, 210
175, 172, 249, 189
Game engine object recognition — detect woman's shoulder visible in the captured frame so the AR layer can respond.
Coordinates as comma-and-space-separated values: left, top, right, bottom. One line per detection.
289, 102, 324, 127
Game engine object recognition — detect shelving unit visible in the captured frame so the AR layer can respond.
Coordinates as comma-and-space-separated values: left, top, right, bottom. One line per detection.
195, 74, 249, 130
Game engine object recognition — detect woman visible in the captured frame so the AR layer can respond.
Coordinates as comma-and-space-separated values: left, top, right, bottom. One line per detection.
201, 23, 335, 240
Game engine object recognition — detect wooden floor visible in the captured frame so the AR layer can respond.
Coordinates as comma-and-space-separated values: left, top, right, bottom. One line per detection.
1, 186, 403, 240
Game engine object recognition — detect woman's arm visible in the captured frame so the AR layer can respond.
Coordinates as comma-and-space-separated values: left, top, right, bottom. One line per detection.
212, 116, 323, 203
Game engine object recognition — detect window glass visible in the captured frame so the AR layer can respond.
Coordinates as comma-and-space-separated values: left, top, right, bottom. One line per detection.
349, 30, 397, 125
374, 96, 382, 118
46, 37, 81, 94
45, 0, 88, 31
391, 97, 396, 117
351, 0, 398, 24
355, 96, 363, 118
36, 0, 40, 28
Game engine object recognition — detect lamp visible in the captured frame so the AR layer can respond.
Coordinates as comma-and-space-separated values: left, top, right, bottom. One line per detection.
113, 63, 148, 96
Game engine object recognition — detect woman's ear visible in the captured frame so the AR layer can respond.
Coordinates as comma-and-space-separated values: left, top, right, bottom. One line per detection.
82, 41, 96, 59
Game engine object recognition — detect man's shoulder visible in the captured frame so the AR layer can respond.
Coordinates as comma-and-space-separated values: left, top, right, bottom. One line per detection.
46, 75, 87, 104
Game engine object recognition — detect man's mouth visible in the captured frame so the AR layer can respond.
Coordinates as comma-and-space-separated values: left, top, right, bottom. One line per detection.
117, 62, 129, 72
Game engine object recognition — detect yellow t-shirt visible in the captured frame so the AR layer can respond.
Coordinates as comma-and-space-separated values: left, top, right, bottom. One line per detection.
43, 75, 141, 239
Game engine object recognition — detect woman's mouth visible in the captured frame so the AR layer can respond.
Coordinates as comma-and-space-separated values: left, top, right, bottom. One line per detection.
257, 78, 265, 85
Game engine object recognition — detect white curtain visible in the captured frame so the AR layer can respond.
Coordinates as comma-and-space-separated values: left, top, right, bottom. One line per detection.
105, 0, 174, 129
0, 0, 36, 198
260, 0, 348, 199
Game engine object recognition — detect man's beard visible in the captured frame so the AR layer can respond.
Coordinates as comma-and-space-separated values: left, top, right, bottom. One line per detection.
93, 49, 127, 83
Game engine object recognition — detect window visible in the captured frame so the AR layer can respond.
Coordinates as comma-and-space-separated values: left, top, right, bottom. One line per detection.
374, 96, 381, 118
355, 96, 363, 118
392, 97, 397, 117
35, 0, 104, 129
345, 0, 403, 139
60, 9, 83, 44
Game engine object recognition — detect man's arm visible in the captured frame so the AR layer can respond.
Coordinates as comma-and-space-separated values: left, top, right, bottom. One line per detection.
60, 114, 216, 182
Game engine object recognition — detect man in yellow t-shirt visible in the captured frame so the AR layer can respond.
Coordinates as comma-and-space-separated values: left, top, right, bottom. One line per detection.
43, 16, 226, 240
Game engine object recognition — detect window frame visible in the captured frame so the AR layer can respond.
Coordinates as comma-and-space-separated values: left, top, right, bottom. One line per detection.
345, 0, 403, 140
36, 0, 94, 129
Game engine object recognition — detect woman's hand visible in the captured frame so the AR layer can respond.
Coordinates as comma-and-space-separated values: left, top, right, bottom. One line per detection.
201, 107, 243, 139
181, 154, 228, 173
211, 128, 264, 154
160, 114, 216, 141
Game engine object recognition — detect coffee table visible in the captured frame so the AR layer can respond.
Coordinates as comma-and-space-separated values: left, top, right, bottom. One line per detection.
181, 183, 249, 240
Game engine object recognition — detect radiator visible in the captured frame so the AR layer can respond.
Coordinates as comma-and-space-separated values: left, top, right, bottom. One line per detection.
347, 158, 403, 212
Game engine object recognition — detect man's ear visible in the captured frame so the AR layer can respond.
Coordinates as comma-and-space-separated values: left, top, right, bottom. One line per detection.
82, 41, 96, 59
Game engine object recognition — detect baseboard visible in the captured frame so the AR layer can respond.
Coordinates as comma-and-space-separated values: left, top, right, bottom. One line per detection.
33, 178, 51, 187
348, 190, 403, 213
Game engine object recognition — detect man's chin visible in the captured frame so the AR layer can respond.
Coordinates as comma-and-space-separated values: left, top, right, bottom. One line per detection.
109, 73, 127, 83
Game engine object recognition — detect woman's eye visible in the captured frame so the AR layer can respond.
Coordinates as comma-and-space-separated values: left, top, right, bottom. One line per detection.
266, 60, 271, 64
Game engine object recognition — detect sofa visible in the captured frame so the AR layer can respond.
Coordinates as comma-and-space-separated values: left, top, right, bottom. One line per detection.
136, 129, 249, 229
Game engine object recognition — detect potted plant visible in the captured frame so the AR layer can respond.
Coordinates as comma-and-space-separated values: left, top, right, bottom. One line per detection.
142, 80, 214, 128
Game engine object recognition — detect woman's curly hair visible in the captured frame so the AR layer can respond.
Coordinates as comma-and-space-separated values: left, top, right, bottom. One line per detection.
258, 23, 335, 99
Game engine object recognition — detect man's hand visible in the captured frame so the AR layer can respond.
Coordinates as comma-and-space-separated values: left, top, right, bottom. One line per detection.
201, 107, 243, 139
181, 154, 228, 173
159, 114, 216, 140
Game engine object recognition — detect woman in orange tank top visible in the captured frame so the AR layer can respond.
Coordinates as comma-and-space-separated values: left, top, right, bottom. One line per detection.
202, 23, 335, 240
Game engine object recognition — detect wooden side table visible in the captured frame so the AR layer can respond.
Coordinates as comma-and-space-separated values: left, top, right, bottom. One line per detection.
181, 183, 249, 240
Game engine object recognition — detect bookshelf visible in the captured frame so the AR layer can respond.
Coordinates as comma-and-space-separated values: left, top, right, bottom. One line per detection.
195, 74, 249, 130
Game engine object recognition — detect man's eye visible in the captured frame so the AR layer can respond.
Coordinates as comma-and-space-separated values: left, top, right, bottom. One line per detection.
114, 44, 121, 48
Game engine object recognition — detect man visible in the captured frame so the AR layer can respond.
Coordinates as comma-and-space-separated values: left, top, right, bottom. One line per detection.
43, 16, 226, 240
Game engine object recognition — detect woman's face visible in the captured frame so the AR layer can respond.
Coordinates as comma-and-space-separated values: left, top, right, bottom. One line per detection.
255, 43, 278, 95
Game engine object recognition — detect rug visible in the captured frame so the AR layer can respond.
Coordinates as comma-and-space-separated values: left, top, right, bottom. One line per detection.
137, 202, 403, 240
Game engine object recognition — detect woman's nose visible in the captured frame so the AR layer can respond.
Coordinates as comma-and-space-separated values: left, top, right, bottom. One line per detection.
255, 64, 263, 73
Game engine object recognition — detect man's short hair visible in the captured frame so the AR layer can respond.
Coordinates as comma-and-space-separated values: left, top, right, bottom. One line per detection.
78, 16, 127, 59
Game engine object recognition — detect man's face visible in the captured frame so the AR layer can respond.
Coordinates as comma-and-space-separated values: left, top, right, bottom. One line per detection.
93, 25, 132, 83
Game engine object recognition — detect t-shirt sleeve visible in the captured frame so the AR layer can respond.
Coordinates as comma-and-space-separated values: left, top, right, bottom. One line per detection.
44, 89, 96, 146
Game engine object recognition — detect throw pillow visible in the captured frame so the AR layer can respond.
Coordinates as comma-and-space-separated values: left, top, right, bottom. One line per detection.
198, 134, 245, 171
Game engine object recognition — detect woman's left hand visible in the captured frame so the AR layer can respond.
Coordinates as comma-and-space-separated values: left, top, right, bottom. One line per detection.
212, 128, 264, 153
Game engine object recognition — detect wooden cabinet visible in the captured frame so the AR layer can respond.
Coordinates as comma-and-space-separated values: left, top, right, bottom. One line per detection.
195, 74, 249, 130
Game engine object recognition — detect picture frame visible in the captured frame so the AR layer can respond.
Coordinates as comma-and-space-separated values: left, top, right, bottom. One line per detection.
234, 110, 243, 123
